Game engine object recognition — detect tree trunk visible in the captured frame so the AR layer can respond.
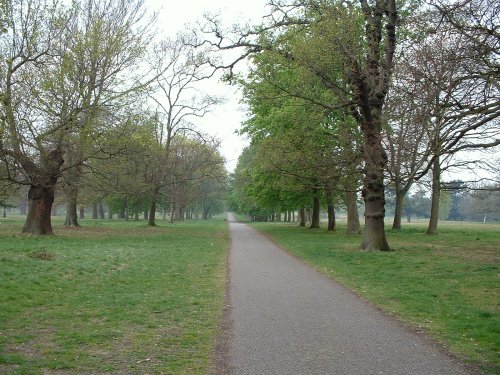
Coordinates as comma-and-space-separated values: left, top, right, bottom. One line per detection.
64, 197, 79, 227
170, 202, 175, 223
427, 157, 441, 235
392, 181, 413, 230
148, 189, 158, 226
360, 116, 390, 251
92, 203, 98, 219
79, 206, 85, 220
144, 209, 148, 220
326, 190, 336, 231
392, 185, 404, 230
345, 188, 361, 235
98, 202, 105, 219
22, 185, 56, 235
310, 190, 320, 229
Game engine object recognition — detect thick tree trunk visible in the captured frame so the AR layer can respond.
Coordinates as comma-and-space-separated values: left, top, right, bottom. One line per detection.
326, 190, 336, 231
92, 203, 98, 219
360, 117, 390, 251
310, 190, 320, 229
22, 185, 56, 235
64, 197, 79, 226
427, 157, 441, 235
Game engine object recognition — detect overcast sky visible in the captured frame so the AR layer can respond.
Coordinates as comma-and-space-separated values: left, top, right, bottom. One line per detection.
147, 0, 269, 172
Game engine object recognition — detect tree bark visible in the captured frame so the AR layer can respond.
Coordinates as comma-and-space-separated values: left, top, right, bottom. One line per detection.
360, 117, 390, 251
326, 190, 336, 231
170, 202, 175, 223
310, 189, 320, 229
392, 184, 404, 230
79, 206, 85, 220
148, 189, 158, 226
427, 156, 441, 235
92, 203, 98, 219
345, 188, 361, 235
22, 185, 56, 235
299, 207, 305, 227
392, 181, 413, 230
98, 202, 105, 219
64, 197, 79, 226
349, 1, 396, 250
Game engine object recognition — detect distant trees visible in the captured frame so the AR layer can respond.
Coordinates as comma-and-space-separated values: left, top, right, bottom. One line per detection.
217, 0, 498, 243
145, 35, 221, 226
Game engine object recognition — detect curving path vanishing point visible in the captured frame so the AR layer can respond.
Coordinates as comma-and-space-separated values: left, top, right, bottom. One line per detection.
224, 214, 476, 375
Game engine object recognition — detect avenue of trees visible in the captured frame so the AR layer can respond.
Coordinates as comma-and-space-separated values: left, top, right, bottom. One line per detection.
210, 0, 498, 250
0, 0, 227, 233
1, 0, 498, 247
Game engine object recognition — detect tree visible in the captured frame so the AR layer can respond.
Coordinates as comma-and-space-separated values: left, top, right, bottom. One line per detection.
145, 36, 221, 226
0, 0, 69, 234
0, 0, 154, 234
54, 0, 153, 227
403, 5, 500, 234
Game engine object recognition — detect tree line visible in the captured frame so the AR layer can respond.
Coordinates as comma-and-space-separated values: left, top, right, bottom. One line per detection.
204, 0, 498, 250
0, 0, 228, 234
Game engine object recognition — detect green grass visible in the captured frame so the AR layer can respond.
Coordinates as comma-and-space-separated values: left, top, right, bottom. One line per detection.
0, 217, 229, 375
251, 220, 500, 374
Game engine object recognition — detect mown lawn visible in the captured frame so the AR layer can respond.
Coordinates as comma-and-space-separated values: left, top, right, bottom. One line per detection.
0, 217, 229, 375
251, 220, 499, 374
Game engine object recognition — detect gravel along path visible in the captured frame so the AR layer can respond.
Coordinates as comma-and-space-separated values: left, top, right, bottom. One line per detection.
226, 216, 475, 375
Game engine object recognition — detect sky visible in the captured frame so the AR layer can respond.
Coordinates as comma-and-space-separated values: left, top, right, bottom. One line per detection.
147, 0, 270, 172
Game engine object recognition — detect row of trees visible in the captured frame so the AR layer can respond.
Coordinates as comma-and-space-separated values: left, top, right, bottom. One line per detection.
0, 0, 227, 234
210, 0, 499, 250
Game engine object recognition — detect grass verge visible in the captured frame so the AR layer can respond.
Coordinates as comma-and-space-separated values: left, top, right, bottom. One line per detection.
0, 218, 228, 375
251, 221, 499, 374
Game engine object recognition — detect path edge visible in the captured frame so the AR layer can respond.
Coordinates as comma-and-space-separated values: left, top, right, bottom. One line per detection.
210, 217, 233, 375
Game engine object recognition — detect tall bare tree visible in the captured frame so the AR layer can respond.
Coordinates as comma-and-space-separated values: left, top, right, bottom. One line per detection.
145, 36, 221, 226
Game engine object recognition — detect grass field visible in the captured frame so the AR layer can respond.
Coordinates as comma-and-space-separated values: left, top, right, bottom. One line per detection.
0, 217, 229, 375
251, 220, 499, 374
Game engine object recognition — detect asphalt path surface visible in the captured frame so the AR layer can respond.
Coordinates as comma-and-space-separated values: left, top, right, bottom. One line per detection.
227, 215, 474, 375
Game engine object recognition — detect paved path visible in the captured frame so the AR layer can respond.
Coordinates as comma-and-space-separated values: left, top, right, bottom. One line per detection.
227, 215, 474, 375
